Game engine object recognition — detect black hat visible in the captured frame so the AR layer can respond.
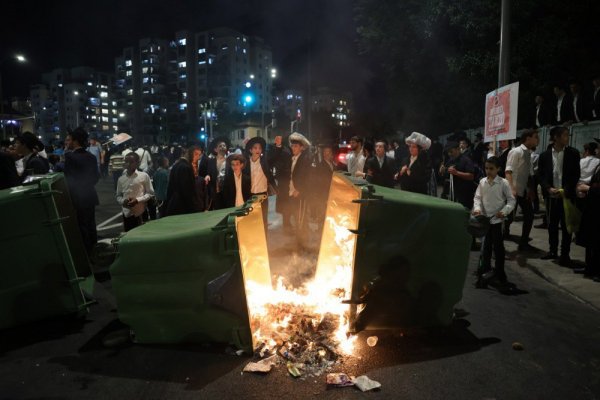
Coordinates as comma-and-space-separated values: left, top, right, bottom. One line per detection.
15, 132, 40, 151
245, 136, 266, 153
444, 141, 460, 152
594, 138, 600, 144
208, 136, 231, 154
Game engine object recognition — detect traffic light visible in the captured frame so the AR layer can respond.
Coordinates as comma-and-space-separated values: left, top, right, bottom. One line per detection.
242, 92, 255, 107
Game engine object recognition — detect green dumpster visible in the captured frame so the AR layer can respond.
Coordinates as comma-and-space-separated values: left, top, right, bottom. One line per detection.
0, 173, 94, 330
110, 173, 470, 352
110, 197, 271, 352
315, 173, 471, 332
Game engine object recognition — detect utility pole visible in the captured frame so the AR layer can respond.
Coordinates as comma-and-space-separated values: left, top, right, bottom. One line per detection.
494, 0, 511, 156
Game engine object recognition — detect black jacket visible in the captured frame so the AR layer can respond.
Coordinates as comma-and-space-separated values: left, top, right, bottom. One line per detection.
0, 151, 19, 189
366, 155, 396, 188
243, 154, 276, 193
222, 171, 251, 208
290, 150, 313, 198
398, 152, 432, 194
537, 146, 580, 200
554, 95, 575, 125
534, 102, 553, 128
64, 148, 100, 208
21, 153, 49, 181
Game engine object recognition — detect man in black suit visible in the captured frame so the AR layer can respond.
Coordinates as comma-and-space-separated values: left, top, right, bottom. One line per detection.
288, 132, 313, 237
269, 135, 293, 229
553, 85, 575, 125
537, 126, 580, 266
64, 127, 100, 256
533, 94, 553, 128
13, 132, 49, 182
569, 81, 591, 123
365, 140, 396, 188
244, 136, 276, 227
592, 75, 600, 120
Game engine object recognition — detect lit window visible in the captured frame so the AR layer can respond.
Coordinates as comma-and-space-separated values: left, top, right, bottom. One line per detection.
100, 92, 108, 98
179, 103, 187, 111
182, 92, 187, 99
243, 48, 247, 54
287, 94, 293, 100
126, 70, 132, 77
112, 118, 118, 123
178, 61, 187, 68
102, 109, 109, 114
179, 74, 187, 79
58, 83, 63, 87
125, 60, 132, 67
127, 89, 133, 96
142, 67, 148, 73
87, 82, 92, 86
208, 58, 214, 65
221, 45, 228, 50
112, 101, 117, 106
143, 77, 149, 84
178, 38, 187, 46
198, 60, 206, 65
242, 37, 247, 42
198, 48, 206, 54
119, 113, 125, 118
102, 116, 109, 122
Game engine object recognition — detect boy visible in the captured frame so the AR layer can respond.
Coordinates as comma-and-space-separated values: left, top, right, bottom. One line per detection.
473, 156, 516, 289
222, 154, 251, 208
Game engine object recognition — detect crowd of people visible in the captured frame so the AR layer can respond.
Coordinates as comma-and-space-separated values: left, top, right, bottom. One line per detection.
1, 125, 598, 291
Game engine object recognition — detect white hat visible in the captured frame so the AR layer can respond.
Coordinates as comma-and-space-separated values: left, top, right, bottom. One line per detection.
405, 132, 431, 150
289, 132, 311, 148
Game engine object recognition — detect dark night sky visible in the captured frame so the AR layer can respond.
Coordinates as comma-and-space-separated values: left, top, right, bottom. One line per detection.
2, 0, 373, 101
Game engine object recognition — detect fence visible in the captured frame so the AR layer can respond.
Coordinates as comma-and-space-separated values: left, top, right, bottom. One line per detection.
438, 120, 600, 155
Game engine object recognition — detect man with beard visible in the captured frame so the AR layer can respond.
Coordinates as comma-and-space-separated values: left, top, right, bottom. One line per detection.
346, 135, 366, 177
288, 132, 313, 238
205, 137, 229, 210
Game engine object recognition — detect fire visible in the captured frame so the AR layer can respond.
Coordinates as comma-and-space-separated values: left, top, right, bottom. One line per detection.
237, 175, 362, 368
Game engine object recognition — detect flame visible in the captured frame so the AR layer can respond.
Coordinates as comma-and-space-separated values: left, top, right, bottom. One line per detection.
238, 175, 361, 357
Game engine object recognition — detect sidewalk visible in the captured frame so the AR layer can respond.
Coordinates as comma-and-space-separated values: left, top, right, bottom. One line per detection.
503, 212, 600, 310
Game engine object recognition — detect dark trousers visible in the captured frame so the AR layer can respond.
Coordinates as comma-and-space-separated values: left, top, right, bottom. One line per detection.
516, 195, 534, 245
547, 197, 571, 257
76, 206, 97, 256
479, 223, 506, 281
585, 247, 599, 277
123, 214, 143, 232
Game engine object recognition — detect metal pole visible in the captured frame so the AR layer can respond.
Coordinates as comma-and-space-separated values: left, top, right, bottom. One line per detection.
0, 69, 5, 140
494, 0, 511, 156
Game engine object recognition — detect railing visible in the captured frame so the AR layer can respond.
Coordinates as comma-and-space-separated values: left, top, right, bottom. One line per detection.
438, 120, 600, 154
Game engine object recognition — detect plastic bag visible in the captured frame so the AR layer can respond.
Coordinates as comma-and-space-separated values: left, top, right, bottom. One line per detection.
561, 190, 581, 234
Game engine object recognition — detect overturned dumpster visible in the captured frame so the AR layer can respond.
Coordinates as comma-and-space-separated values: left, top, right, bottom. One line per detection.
110, 173, 471, 353
0, 174, 94, 330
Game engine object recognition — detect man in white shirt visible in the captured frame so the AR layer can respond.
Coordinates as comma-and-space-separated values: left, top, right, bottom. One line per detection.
579, 142, 600, 186
346, 136, 366, 177
116, 152, 155, 232
135, 145, 152, 173
505, 129, 538, 250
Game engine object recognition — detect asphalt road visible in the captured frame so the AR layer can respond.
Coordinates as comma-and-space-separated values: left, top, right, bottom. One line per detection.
1, 177, 599, 399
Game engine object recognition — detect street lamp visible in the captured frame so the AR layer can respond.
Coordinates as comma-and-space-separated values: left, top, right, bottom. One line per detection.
0, 53, 27, 139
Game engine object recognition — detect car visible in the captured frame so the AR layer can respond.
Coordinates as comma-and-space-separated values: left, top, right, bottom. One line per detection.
334, 144, 352, 166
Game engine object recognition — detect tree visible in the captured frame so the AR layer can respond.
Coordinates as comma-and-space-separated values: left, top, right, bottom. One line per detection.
354, 0, 600, 135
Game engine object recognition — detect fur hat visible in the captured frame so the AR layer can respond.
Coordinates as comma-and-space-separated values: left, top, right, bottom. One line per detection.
405, 132, 431, 150
289, 132, 311, 148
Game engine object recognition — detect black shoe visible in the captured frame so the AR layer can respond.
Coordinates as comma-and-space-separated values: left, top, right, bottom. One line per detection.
534, 223, 548, 229
540, 252, 558, 260
558, 256, 572, 267
518, 244, 536, 252
573, 267, 587, 274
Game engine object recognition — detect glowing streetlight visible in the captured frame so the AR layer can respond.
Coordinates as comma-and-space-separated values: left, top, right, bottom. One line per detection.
16, 54, 26, 63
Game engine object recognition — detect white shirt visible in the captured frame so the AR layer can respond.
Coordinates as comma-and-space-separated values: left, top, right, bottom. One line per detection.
579, 156, 599, 184
250, 157, 268, 194
116, 170, 155, 217
535, 105, 541, 127
346, 149, 365, 175
573, 94, 580, 122
556, 94, 564, 122
377, 156, 384, 168
289, 154, 300, 196
473, 176, 516, 224
135, 148, 152, 172
551, 147, 565, 189
505, 144, 531, 196
234, 172, 244, 207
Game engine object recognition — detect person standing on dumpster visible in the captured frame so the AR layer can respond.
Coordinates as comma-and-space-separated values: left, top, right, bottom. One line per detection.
116, 152, 155, 232
64, 127, 100, 256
